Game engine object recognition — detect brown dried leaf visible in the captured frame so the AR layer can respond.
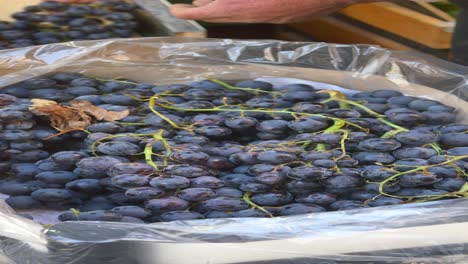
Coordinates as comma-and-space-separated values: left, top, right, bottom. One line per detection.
29, 98, 129, 134
70, 100, 129, 122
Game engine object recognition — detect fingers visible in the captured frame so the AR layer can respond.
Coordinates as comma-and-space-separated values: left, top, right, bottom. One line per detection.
192, 0, 214, 7
46, 0, 94, 3
170, 3, 213, 20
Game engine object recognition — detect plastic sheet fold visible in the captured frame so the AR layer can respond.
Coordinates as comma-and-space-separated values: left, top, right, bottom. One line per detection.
0, 37, 468, 264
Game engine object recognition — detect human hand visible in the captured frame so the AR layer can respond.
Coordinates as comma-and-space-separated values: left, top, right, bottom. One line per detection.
170, 0, 370, 24
44, 0, 94, 3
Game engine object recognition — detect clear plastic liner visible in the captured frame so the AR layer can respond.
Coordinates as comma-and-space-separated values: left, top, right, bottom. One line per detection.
0, 37, 468, 264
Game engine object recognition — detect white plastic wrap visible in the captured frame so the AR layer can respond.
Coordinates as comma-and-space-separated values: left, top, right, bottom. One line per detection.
0, 37, 468, 264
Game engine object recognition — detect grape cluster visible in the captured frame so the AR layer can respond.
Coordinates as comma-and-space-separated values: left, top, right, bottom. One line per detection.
1, 72, 468, 224
0, 0, 139, 50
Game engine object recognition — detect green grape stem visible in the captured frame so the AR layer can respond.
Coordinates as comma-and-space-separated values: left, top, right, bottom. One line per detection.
378, 155, 468, 200
242, 192, 274, 218
209, 78, 283, 96
153, 99, 366, 132
154, 130, 172, 167
320, 94, 415, 140
149, 96, 184, 129
336, 129, 350, 160
314, 119, 346, 152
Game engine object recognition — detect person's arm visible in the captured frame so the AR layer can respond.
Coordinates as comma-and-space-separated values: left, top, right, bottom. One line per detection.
170, 0, 375, 24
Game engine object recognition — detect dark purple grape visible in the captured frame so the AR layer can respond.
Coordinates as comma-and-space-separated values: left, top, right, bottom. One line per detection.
239, 183, 271, 193
288, 118, 328, 133
292, 102, 327, 114
277, 203, 326, 216
205, 211, 234, 218
159, 211, 205, 222
111, 206, 150, 219
190, 176, 224, 188
6, 196, 42, 209
177, 188, 216, 201
358, 138, 401, 152
386, 112, 426, 126
299, 151, 334, 161
257, 151, 296, 165
107, 162, 156, 176
76, 156, 123, 178
398, 172, 442, 187
202, 197, 249, 211
229, 152, 259, 165
125, 187, 165, 200
0, 181, 45, 196
422, 111, 456, 125
276, 83, 314, 92
0, 130, 33, 142
171, 150, 210, 164
363, 182, 400, 193
12, 150, 50, 162
394, 158, 429, 172
440, 133, 468, 147
353, 152, 395, 165
350, 191, 378, 201
224, 117, 258, 130
447, 147, 468, 156
367, 197, 403, 207
232, 209, 269, 218
75, 210, 123, 222
110, 174, 149, 189
321, 176, 361, 189
149, 176, 190, 190
31, 188, 72, 202
295, 192, 336, 205
215, 187, 243, 198
287, 166, 333, 181
256, 120, 289, 134
87, 122, 124, 134
219, 174, 256, 187
10, 141, 43, 151
371, 89, 403, 98
10, 163, 43, 180
235, 80, 273, 90
97, 141, 141, 156
66, 179, 104, 193
433, 178, 466, 191
330, 200, 367, 211
64, 86, 98, 96
393, 147, 437, 159
427, 166, 458, 178
250, 192, 293, 206
194, 126, 232, 138
164, 164, 215, 178
282, 91, 316, 101
35, 171, 77, 185
206, 156, 234, 170
286, 180, 321, 195
361, 165, 396, 181
145, 197, 190, 213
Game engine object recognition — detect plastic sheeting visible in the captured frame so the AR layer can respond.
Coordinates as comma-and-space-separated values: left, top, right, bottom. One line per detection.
0, 37, 468, 264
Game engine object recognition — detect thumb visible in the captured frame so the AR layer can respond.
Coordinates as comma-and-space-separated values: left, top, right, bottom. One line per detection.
170, 4, 211, 20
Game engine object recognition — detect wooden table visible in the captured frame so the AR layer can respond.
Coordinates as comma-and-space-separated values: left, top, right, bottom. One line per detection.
283, 2, 455, 58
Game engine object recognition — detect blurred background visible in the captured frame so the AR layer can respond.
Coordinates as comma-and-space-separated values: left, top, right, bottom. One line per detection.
0, 0, 462, 62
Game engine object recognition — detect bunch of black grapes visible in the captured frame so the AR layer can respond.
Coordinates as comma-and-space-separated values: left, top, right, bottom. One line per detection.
0, 0, 139, 50
1, 72, 468, 224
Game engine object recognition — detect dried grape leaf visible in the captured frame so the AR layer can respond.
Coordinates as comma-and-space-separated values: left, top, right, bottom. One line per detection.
29, 99, 128, 134
70, 100, 129, 122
